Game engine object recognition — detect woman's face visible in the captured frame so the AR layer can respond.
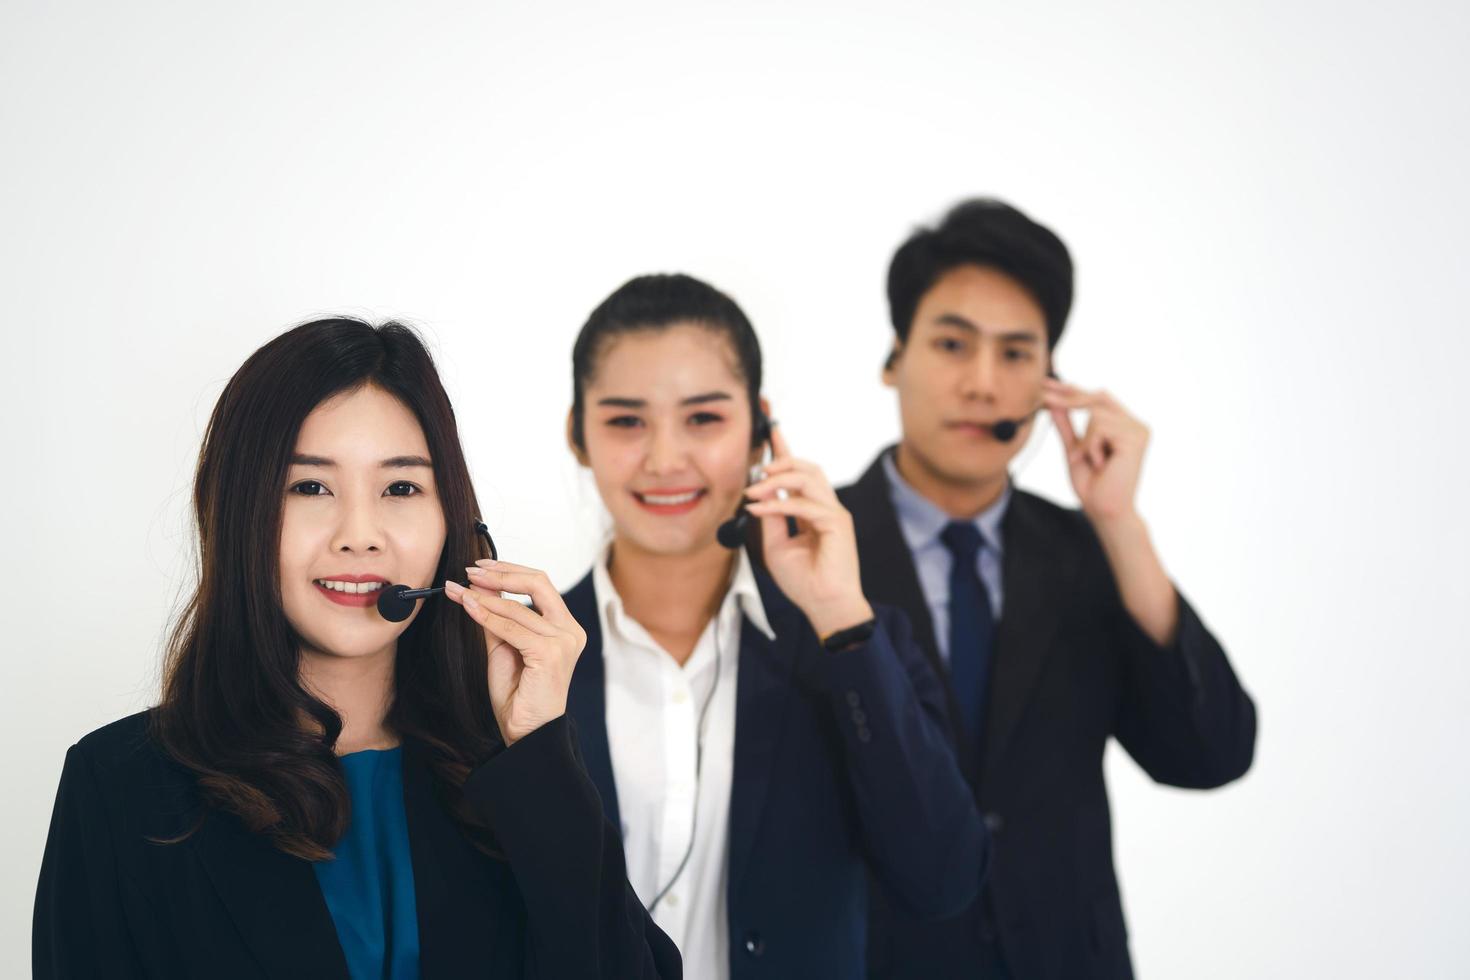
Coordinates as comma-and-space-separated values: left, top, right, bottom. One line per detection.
579, 324, 759, 558
278, 384, 447, 662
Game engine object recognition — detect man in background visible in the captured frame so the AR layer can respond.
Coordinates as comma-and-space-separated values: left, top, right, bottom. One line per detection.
839, 198, 1257, 980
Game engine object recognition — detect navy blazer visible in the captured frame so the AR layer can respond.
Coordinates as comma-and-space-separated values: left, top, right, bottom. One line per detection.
33, 712, 681, 979
564, 565, 988, 980
840, 451, 1257, 980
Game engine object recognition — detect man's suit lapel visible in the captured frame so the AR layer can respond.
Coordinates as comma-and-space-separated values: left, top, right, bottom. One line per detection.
841, 450, 1074, 789
840, 451, 965, 754
979, 491, 1072, 789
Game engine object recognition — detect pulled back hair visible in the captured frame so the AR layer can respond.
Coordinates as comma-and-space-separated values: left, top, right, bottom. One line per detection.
153, 318, 501, 860
887, 198, 1075, 351
570, 273, 765, 450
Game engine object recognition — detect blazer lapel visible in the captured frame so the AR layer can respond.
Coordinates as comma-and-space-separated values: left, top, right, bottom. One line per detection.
404, 741, 511, 978
564, 571, 623, 831
842, 450, 942, 664
980, 491, 1073, 788
726, 573, 799, 895
841, 450, 968, 755
190, 804, 349, 979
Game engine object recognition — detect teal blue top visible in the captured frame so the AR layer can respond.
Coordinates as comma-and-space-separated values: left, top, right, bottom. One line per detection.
313, 747, 420, 980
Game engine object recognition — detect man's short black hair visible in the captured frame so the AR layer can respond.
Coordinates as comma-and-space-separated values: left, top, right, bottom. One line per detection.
887, 198, 1074, 350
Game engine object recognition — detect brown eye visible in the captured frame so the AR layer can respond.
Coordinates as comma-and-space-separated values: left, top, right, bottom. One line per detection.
290, 481, 329, 496
386, 482, 421, 497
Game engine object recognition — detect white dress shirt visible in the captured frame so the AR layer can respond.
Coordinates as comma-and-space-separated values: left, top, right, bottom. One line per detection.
593, 547, 775, 980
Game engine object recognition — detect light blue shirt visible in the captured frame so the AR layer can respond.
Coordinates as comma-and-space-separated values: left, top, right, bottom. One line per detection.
882, 450, 1010, 664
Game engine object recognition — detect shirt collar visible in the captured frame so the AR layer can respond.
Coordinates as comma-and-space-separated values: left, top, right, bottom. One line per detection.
593, 543, 777, 645
881, 447, 1010, 556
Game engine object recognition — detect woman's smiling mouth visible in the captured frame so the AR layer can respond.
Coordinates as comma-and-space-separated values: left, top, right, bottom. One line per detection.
313, 575, 389, 607
632, 488, 707, 514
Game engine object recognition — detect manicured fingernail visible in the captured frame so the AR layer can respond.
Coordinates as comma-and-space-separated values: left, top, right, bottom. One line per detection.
474, 558, 498, 568
466, 566, 486, 578
444, 580, 465, 598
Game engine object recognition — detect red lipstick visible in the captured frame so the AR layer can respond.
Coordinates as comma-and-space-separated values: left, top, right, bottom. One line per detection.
312, 574, 391, 608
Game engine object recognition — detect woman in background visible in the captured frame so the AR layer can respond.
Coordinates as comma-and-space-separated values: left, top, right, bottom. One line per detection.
561, 274, 988, 979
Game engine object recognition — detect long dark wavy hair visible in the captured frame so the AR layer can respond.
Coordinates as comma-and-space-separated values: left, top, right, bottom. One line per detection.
151, 318, 500, 860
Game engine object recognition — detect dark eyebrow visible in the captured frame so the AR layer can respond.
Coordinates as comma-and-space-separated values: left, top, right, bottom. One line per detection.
933, 314, 1042, 344
681, 392, 733, 406
382, 455, 433, 468
289, 454, 433, 468
934, 313, 981, 334
595, 392, 734, 409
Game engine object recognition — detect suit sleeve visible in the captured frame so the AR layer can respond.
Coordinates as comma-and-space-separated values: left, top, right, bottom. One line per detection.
462, 715, 682, 980
33, 744, 146, 979
1112, 587, 1258, 788
813, 606, 988, 918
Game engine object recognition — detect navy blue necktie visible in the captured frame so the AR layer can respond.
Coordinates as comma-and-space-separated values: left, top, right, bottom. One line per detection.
940, 521, 994, 748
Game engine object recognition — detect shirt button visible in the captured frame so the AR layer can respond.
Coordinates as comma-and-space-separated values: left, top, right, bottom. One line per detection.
856, 726, 872, 743
672, 689, 689, 704
743, 932, 765, 956
851, 709, 868, 726
664, 893, 679, 908
845, 690, 861, 708
984, 812, 1004, 833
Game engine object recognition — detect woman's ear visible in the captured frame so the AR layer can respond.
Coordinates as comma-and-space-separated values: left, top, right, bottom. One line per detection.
566, 409, 589, 467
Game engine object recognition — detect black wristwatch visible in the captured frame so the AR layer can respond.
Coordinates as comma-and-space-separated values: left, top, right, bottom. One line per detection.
822, 618, 877, 653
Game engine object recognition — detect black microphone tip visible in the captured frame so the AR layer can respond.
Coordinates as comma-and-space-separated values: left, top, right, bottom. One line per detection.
716, 514, 747, 550
376, 584, 416, 623
991, 420, 1019, 443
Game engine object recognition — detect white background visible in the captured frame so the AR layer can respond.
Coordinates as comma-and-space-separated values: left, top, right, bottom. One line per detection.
3, 1, 1467, 976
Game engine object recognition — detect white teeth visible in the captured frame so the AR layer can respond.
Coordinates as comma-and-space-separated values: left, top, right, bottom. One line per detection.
316, 580, 385, 594
640, 490, 701, 506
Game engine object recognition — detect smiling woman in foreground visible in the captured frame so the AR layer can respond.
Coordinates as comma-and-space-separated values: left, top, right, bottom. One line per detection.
32, 318, 680, 979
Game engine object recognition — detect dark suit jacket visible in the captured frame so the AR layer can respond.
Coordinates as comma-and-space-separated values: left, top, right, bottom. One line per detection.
563, 568, 988, 980
838, 450, 1257, 980
33, 711, 681, 979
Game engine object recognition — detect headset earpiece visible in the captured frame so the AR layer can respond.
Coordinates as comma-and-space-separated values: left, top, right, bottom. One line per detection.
752, 408, 772, 449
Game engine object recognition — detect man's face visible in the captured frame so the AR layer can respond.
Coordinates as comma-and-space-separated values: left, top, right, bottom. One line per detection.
884, 264, 1051, 486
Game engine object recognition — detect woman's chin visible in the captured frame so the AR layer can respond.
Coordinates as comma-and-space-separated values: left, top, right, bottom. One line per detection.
294, 626, 402, 664
615, 516, 725, 558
